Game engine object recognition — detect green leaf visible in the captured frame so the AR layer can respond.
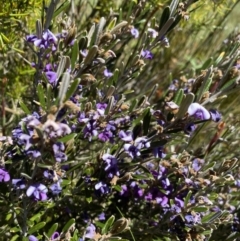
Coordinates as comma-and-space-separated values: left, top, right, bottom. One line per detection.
201, 211, 222, 223
214, 52, 225, 66
184, 190, 192, 208
20, 172, 32, 180
57, 72, 71, 106
46, 83, 53, 109
62, 218, 75, 233
57, 133, 76, 143
176, 92, 195, 119
28, 222, 46, 234
19, 101, 31, 114
201, 57, 213, 69
150, 140, 168, 148
71, 40, 79, 70
102, 215, 115, 235
86, 196, 92, 203
159, 6, 170, 31
10, 227, 20, 233
113, 185, 122, 192
111, 68, 119, 86
169, 0, 179, 17
158, 17, 175, 42
106, 17, 117, 31
91, 17, 106, 46
95, 221, 105, 229
167, 14, 181, 32
53, 0, 71, 19
64, 78, 80, 102
191, 206, 209, 212
10, 235, 19, 241
173, 88, 184, 105
84, 45, 98, 66
143, 108, 151, 135
30, 212, 44, 222
47, 223, 58, 238
225, 232, 240, 241
5, 212, 12, 221
37, 84, 46, 110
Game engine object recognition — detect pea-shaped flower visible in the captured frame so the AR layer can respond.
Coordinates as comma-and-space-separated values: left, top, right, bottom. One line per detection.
26, 183, 48, 201
188, 103, 210, 120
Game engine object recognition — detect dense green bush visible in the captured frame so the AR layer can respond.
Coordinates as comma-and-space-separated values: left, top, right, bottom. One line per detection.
1, 0, 240, 240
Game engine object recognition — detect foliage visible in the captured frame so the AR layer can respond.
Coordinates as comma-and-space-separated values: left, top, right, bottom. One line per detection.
1, 0, 240, 241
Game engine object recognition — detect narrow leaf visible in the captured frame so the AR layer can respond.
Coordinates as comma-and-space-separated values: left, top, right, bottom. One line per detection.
71, 40, 79, 70
47, 223, 58, 238
102, 215, 115, 234
37, 84, 46, 110
19, 101, 31, 114
159, 6, 170, 31
28, 222, 46, 234
64, 78, 80, 102
62, 218, 75, 233
58, 72, 71, 106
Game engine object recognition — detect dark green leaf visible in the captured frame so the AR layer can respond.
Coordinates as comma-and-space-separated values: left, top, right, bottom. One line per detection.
143, 108, 151, 135
159, 6, 170, 31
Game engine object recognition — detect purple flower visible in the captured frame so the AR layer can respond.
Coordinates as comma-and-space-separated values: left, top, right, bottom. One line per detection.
184, 123, 196, 135
124, 144, 141, 159
192, 158, 204, 172
80, 49, 88, 57
209, 109, 221, 122
45, 71, 57, 85
18, 134, 32, 150
98, 130, 114, 142
161, 36, 170, 47
135, 137, 150, 149
148, 28, 158, 38
131, 27, 139, 38
104, 69, 113, 78
98, 212, 105, 221
26, 30, 58, 51
44, 170, 56, 179
0, 168, 10, 182
26, 183, 48, 201
185, 213, 201, 225
28, 235, 38, 241
188, 103, 210, 120
12, 178, 26, 189
96, 103, 107, 116
84, 224, 96, 239
102, 153, 120, 178
51, 232, 60, 240
119, 130, 133, 142
95, 181, 109, 195
50, 180, 62, 195
153, 147, 166, 158
83, 120, 98, 141
141, 50, 153, 59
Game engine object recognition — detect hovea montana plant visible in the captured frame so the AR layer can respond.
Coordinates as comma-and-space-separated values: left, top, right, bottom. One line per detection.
1, 0, 240, 241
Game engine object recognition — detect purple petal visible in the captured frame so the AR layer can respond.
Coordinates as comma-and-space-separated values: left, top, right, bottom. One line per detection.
188, 103, 210, 120
26, 186, 36, 196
